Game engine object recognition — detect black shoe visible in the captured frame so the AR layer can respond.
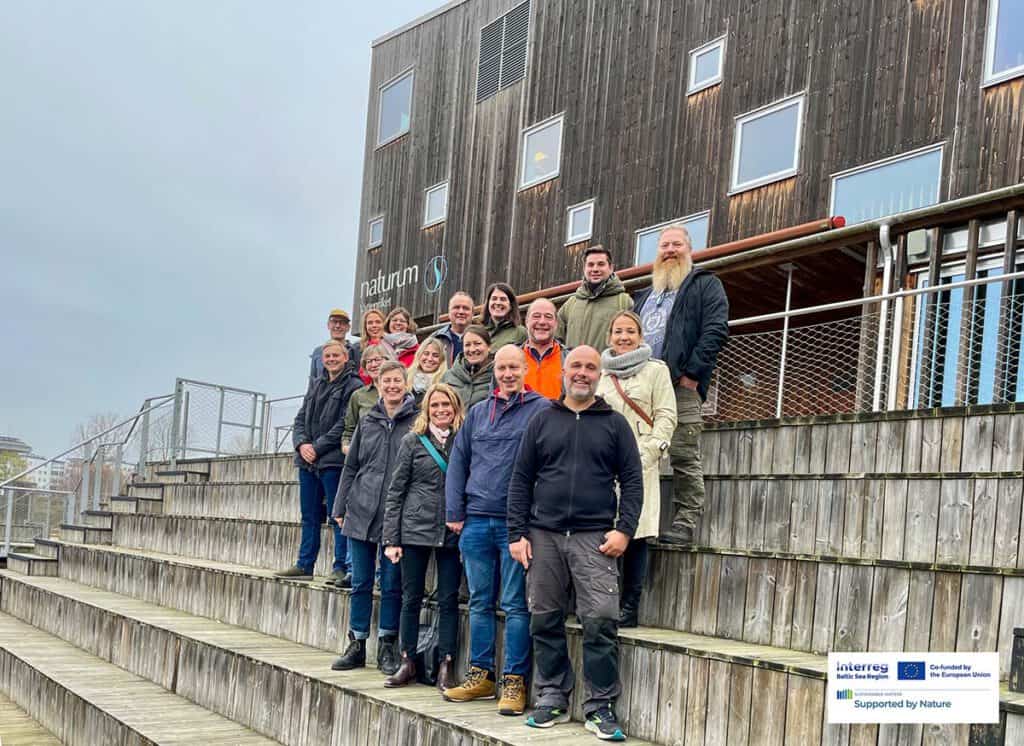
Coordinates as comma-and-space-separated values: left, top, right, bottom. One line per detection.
377, 635, 400, 675
618, 604, 639, 628
660, 524, 694, 546
585, 705, 626, 741
526, 706, 571, 729
337, 572, 352, 589
331, 632, 366, 670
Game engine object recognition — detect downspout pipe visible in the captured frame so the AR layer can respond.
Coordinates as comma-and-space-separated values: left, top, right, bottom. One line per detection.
872, 222, 895, 411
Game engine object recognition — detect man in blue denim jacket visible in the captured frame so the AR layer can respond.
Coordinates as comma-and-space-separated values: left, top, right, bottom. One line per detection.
443, 345, 550, 716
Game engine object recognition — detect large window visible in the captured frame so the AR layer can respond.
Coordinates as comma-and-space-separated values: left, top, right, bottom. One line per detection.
910, 258, 1024, 408
566, 200, 594, 244
519, 114, 563, 189
730, 94, 805, 193
634, 212, 710, 266
984, 0, 1024, 86
423, 182, 448, 228
830, 145, 943, 225
688, 36, 725, 95
367, 217, 384, 249
377, 70, 414, 147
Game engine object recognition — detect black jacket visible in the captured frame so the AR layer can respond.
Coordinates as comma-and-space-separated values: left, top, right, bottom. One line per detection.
633, 268, 729, 401
292, 362, 363, 472
382, 431, 458, 549
332, 394, 417, 542
506, 396, 644, 542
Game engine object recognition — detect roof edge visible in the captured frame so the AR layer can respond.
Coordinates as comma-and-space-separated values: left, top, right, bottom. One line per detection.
372, 0, 470, 48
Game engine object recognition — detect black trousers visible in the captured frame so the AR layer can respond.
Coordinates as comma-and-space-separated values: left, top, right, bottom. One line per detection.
399, 544, 462, 659
620, 539, 649, 611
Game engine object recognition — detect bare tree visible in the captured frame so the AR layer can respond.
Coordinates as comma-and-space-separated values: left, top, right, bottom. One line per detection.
71, 412, 126, 447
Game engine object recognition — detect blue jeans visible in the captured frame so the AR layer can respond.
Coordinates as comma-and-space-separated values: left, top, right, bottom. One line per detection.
459, 515, 530, 676
297, 467, 348, 573
349, 537, 401, 640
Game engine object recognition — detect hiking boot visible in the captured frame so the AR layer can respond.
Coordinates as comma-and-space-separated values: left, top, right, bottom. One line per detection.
436, 654, 457, 694
330, 632, 365, 670
326, 570, 347, 587
275, 565, 313, 580
660, 524, 694, 546
525, 706, 570, 729
377, 635, 400, 675
442, 666, 496, 701
498, 674, 526, 715
618, 600, 639, 628
383, 652, 416, 688
585, 705, 626, 741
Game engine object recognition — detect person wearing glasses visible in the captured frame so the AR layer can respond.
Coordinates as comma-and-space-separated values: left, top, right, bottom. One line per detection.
632, 224, 729, 546
310, 308, 360, 380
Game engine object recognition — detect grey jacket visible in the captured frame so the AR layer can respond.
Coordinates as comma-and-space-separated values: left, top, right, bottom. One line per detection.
332, 394, 417, 542
292, 363, 362, 472
382, 431, 458, 549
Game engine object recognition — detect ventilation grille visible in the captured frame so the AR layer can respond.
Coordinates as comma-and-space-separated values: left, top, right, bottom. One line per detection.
476, 1, 530, 102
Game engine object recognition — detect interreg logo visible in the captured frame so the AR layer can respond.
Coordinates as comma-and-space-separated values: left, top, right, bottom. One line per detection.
897, 662, 927, 681
424, 255, 448, 294
836, 689, 854, 701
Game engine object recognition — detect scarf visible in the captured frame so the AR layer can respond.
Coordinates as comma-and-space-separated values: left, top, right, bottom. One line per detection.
412, 370, 434, 393
601, 344, 653, 379
381, 332, 418, 357
428, 424, 451, 445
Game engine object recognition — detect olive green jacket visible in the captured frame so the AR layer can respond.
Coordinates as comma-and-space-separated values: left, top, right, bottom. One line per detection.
556, 274, 634, 351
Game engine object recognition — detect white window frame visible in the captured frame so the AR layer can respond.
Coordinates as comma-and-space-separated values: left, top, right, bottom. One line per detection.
828, 142, 945, 224
518, 113, 564, 190
422, 181, 449, 228
376, 68, 414, 148
729, 93, 805, 194
983, 0, 1024, 87
687, 35, 726, 95
633, 210, 711, 266
367, 216, 384, 250
565, 199, 595, 244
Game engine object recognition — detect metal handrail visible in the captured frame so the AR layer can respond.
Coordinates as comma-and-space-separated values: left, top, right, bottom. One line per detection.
0, 396, 174, 491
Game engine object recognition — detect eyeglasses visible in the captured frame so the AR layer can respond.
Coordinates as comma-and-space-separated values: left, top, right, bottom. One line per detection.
328, 319, 348, 326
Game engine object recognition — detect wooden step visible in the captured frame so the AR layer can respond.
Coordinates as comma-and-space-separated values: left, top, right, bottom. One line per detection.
80, 509, 113, 529
33, 537, 60, 560
146, 454, 293, 484
4, 552, 58, 577
59, 524, 111, 545
0, 611, 277, 745
158, 480, 299, 521
0, 570, 844, 746
110, 494, 164, 515
0, 690, 62, 745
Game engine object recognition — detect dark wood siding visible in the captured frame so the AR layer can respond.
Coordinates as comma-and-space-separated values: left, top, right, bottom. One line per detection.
355, 0, 1024, 321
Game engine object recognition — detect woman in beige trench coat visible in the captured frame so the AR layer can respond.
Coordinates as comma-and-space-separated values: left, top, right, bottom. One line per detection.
596, 310, 677, 627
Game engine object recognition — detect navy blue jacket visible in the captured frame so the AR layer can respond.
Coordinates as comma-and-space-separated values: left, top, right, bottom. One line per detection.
445, 389, 550, 522
506, 396, 644, 542
633, 268, 729, 401
292, 362, 363, 472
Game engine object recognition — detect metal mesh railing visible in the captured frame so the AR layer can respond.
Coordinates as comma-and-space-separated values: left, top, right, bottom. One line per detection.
260, 395, 304, 453
171, 379, 266, 459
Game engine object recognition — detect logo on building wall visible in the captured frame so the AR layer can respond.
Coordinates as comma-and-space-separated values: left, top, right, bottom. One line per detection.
424, 255, 448, 294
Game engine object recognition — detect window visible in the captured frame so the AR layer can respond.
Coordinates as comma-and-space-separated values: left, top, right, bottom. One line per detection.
477, 1, 531, 101
566, 200, 594, 244
377, 70, 413, 147
984, 0, 1024, 86
688, 36, 725, 95
367, 217, 384, 249
423, 182, 448, 227
519, 114, 563, 189
730, 93, 805, 193
830, 144, 943, 225
634, 212, 710, 266
910, 257, 1024, 408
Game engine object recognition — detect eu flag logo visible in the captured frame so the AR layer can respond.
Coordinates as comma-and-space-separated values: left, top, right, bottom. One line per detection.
898, 662, 926, 680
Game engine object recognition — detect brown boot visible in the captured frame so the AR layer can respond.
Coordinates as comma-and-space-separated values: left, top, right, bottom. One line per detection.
383, 652, 417, 688
498, 674, 527, 715
436, 655, 457, 694
442, 666, 496, 701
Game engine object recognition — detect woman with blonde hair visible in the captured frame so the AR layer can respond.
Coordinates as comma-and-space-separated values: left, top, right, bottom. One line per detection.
407, 337, 448, 407
381, 306, 419, 367
381, 382, 465, 691
596, 309, 677, 627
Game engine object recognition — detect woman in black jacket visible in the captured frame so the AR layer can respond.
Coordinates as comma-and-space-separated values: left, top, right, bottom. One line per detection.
381, 383, 465, 691
331, 361, 418, 676
275, 339, 362, 584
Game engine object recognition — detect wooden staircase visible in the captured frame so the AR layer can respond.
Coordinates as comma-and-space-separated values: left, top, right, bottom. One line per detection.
0, 407, 1021, 744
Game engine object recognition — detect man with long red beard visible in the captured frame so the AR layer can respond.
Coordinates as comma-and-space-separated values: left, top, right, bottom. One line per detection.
632, 224, 729, 544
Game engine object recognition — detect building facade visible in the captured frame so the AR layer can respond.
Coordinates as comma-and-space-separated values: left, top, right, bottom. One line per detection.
353, 0, 1024, 325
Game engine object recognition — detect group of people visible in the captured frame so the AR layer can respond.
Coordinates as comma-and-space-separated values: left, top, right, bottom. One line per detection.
278, 224, 729, 742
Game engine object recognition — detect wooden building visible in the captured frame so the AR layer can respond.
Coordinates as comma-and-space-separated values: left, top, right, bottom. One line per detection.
352, 0, 1024, 328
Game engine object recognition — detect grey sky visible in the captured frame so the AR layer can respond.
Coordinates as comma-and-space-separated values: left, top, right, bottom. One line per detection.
0, 1, 441, 456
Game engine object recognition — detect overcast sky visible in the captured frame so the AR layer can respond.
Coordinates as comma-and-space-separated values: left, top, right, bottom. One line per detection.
0, 0, 441, 456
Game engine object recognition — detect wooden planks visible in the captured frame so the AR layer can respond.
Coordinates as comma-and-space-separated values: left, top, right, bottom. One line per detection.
0, 691, 62, 746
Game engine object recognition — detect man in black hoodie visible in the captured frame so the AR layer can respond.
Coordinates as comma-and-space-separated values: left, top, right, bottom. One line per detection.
632, 223, 729, 544
507, 346, 643, 742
